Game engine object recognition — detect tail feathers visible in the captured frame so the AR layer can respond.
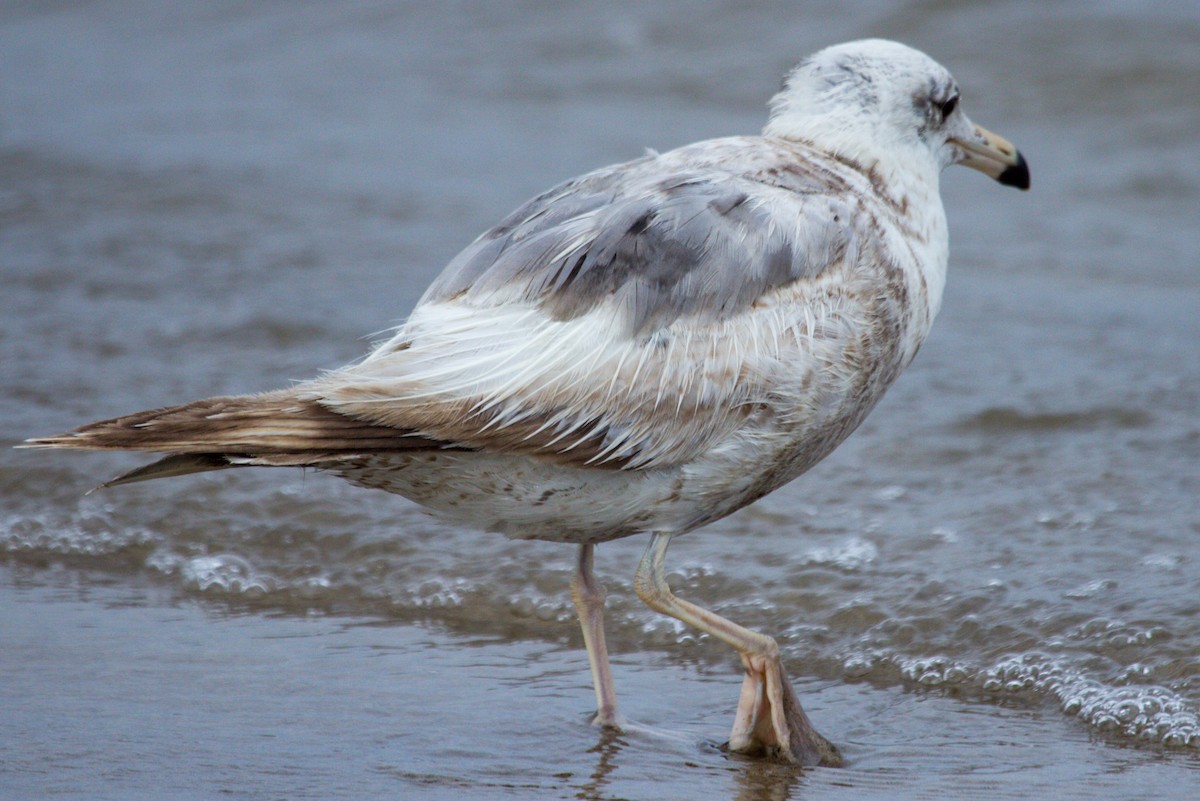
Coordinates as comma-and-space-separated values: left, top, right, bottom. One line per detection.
24, 389, 455, 489
24, 389, 436, 455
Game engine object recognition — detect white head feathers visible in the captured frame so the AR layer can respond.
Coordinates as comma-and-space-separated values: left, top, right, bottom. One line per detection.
764, 39, 970, 178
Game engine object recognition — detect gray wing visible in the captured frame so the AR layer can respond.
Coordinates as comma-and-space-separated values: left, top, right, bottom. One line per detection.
306, 142, 875, 469
420, 147, 857, 336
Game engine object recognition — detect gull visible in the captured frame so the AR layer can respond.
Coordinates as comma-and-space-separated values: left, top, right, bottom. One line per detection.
25, 39, 1029, 765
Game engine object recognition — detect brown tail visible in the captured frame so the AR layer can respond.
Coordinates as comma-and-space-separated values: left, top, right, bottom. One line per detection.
23, 389, 443, 488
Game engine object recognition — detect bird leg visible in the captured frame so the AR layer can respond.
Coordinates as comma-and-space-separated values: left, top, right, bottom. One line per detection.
632, 533, 841, 767
571, 543, 623, 728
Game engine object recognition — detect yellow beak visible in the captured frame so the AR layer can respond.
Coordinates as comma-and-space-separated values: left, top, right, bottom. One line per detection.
952, 124, 1030, 190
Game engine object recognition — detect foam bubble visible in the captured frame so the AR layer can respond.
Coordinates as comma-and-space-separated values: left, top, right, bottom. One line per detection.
405, 576, 471, 609
1, 510, 158, 561
1058, 680, 1200, 747
1064, 579, 1118, 599
180, 553, 275, 596
838, 646, 1199, 748
984, 654, 1200, 747
800, 537, 878, 570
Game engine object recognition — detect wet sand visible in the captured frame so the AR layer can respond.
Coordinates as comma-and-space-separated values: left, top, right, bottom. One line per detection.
4, 569, 1194, 801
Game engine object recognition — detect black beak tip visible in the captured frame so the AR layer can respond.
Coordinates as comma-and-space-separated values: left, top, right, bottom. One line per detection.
998, 151, 1031, 190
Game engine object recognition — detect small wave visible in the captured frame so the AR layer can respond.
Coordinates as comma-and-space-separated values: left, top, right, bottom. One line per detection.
179, 553, 279, 597
797, 536, 879, 570
839, 649, 1200, 749
0, 509, 159, 565
956, 406, 1152, 433
987, 654, 1200, 748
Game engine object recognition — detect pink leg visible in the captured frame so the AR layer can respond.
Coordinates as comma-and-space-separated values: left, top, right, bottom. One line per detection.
571, 543, 623, 727
632, 533, 841, 766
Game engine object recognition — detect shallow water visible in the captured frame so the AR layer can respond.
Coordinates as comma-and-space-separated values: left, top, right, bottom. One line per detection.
2, 2, 1199, 799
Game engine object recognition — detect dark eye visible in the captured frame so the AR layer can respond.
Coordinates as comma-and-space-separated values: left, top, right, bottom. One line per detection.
939, 95, 959, 120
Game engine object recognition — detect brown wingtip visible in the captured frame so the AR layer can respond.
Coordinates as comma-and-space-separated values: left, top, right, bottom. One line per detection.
92, 453, 235, 491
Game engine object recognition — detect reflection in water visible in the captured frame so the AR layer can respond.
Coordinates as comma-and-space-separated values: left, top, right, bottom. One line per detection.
728, 755, 803, 801
576, 728, 626, 801
574, 726, 804, 801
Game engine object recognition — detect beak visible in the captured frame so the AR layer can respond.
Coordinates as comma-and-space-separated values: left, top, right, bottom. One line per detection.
951, 124, 1030, 190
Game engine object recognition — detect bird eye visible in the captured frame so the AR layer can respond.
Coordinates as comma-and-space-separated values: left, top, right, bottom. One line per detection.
939, 95, 959, 120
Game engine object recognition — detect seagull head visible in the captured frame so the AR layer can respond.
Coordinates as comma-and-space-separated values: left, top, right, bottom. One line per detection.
765, 39, 1029, 190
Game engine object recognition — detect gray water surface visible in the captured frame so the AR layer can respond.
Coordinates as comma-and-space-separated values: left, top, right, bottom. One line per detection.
2, 2, 1198, 799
